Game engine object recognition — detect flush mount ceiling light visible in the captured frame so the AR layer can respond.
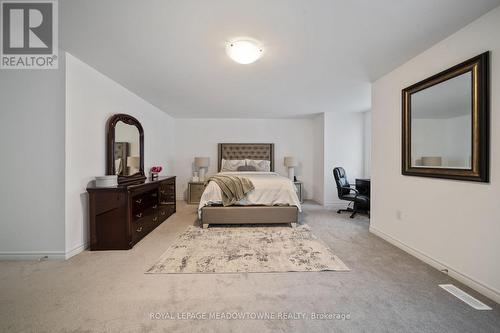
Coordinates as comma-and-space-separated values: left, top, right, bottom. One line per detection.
226, 39, 264, 64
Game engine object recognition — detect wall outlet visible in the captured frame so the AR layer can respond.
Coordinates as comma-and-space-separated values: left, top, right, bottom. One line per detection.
396, 210, 403, 221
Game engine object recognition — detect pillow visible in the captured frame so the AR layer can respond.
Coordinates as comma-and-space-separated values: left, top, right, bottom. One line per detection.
221, 159, 246, 172
237, 165, 257, 171
246, 159, 271, 172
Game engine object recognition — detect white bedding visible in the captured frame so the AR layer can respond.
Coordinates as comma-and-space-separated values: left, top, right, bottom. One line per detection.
198, 172, 302, 217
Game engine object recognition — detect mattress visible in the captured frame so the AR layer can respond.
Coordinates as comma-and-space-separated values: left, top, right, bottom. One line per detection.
198, 172, 302, 217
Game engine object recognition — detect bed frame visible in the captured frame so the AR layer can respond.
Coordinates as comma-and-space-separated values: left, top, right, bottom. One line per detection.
201, 143, 299, 228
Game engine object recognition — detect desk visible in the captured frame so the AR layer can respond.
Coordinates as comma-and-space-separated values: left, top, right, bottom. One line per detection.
355, 178, 370, 197
355, 178, 370, 212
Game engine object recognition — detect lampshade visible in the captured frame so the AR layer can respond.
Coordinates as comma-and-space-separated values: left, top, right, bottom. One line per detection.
421, 156, 442, 167
127, 156, 140, 168
284, 156, 298, 167
194, 157, 210, 168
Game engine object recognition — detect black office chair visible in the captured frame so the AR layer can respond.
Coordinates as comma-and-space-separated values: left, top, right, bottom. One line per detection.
333, 167, 370, 218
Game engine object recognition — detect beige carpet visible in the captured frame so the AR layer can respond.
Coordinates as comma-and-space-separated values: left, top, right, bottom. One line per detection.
146, 224, 349, 273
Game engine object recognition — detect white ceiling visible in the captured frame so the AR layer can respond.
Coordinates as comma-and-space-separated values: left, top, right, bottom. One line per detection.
61, 0, 499, 118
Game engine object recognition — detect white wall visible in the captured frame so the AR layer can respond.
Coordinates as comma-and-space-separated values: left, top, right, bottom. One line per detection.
173, 118, 315, 201
323, 112, 365, 206
371, 6, 500, 303
363, 111, 372, 178
0, 52, 66, 259
65, 53, 175, 257
312, 114, 325, 204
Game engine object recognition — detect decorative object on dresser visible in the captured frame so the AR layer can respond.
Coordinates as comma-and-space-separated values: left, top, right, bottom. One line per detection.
87, 177, 176, 250
293, 181, 303, 203
194, 157, 210, 181
150, 166, 163, 180
188, 181, 205, 204
107, 114, 146, 185
284, 156, 297, 180
95, 175, 118, 188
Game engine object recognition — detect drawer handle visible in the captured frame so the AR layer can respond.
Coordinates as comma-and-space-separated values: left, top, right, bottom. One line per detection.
151, 193, 157, 197
136, 213, 143, 218
160, 190, 167, 195
153, 205, 158, 209
161, 211, 166, 216
153, 217, 158, 222
136, 226, 143, 232
135, 199, 142, 204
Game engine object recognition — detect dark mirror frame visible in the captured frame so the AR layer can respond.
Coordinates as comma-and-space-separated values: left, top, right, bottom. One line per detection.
106, 114, 146, 185
402, 52, 489, 182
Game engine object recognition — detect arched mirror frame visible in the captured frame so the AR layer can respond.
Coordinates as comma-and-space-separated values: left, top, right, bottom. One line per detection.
106, 114, 146, 185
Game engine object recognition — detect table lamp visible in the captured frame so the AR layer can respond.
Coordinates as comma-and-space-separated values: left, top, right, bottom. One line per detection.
284, 156, 298, 181
195, 157, 210, 181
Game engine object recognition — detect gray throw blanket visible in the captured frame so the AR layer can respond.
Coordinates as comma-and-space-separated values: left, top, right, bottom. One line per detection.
205, 175, 255, 206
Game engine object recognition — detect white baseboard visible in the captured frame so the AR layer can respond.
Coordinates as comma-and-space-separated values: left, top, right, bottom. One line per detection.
0, 242, 89, 261
369, 226, 500, 305
0, 251, 66, 260
323, 201, 347, 209
65, 242, 88, 259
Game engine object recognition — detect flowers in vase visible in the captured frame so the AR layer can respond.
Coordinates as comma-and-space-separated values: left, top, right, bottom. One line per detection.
150, 166, 163, 174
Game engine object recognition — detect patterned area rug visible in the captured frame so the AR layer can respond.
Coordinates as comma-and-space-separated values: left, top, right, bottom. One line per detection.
146, 225, 349, 273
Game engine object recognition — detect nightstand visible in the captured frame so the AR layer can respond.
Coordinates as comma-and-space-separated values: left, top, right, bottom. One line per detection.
294, 181, 304, 203
188, 181, 205, 204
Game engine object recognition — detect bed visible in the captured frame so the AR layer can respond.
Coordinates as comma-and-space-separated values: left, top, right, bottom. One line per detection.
199, 143, 301, 228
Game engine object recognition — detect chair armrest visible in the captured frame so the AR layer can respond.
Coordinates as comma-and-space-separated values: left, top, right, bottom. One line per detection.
341, 186, 359, 195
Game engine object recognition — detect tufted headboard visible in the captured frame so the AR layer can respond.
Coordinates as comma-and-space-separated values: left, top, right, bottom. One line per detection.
218, 143, 275, 172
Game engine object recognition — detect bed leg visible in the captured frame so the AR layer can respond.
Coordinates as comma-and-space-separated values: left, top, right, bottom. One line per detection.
291, 223, 297, 229
203, 224, 209, 229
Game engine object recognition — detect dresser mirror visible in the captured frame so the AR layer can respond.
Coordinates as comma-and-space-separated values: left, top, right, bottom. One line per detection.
107, 114, 146, 185
402, 52, 489, 182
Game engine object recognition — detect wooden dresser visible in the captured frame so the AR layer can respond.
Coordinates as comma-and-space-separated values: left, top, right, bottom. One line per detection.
87, 176, 176, 250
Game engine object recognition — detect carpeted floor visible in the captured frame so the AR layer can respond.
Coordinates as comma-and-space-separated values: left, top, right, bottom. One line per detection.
0, 201, 499, 332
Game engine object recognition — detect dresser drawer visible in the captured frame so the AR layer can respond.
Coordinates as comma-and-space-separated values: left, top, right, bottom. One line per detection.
160, 184, 175, 203
133, 208, 159, 238
132, 219, 147, 241
132, 191, 159, 213
133, 205, 158, 222
159, 204, 175, 221
160, 193, 175, 203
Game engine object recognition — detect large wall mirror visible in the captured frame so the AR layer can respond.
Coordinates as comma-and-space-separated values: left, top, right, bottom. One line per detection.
107, 114, 146, 185
402, 52, 489, 182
